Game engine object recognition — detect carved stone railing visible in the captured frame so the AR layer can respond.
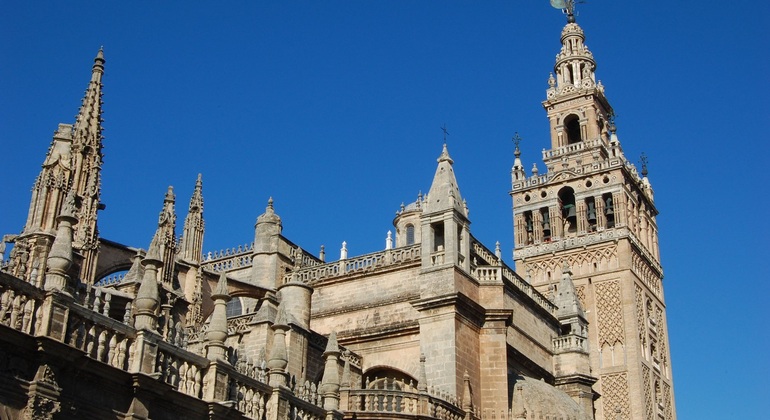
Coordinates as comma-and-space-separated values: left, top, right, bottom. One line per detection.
204, 253, 253, 273
542, 137, 605, 160
282, 244, 421, 285
345, 388, 467, 420
470, 240, 557, 315
0, 273, 45, 335
155, 339, 208, 398
228, 368, 271, 419
552, 333, 587, 353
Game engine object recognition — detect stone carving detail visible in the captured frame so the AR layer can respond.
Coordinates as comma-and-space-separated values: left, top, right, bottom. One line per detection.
596, 280, 624, 346
631, 251, 661, 298
634, 283, 647, 354
656, 305, 669, 376
663, 382, 673, 419
23, 395, 60, 420
525, 244, 617, 284
642, 364, 654, 420
601, 372, 630, 420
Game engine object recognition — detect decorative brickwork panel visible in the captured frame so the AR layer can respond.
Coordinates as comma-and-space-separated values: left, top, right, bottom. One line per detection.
631, 252, 661, 298
642, 364, 654, 420
575, 285, 586, 310
634, 283, 647, 354
601, 372, 630, 420
596, 280, 624, 346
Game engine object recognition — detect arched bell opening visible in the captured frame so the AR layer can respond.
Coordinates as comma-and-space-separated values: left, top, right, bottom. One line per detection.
585, 197, 597, 232
564, 114, 582, 145
603, 193, 615, 228
558, 187, 577, 235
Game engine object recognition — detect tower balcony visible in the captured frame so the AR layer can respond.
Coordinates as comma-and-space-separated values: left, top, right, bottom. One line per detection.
541, 137, 609, 162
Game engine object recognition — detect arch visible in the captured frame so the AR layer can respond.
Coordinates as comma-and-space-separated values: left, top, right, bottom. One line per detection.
558, 187, 577, 235
564, 114, 582, 144
405, 224, 415, 245
363, 366, 418, 391
226, 297, 243, 318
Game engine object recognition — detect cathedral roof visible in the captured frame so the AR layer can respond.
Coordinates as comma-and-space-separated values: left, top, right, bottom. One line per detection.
513, 376, 592, 420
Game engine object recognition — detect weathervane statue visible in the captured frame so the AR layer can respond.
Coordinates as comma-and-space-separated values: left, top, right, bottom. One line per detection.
550, 0, 579, 23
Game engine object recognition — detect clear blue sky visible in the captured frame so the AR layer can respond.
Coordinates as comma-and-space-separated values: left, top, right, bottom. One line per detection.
1, 2, 767, 418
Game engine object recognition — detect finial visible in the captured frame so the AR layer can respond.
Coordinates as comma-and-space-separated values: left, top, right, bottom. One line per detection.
550, 0, 578, 23
164, 186, 175, 202
267, 196, 274, 209
440, 123, 449, 143
196, 173, 202, 186
640, 153, 649, 177
437, 142, 454, 164
562, 261, 572, 275
512, 132, 522, 158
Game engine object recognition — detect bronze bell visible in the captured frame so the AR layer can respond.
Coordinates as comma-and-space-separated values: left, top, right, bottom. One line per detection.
526, 217, 534, 232
587, 201, 597, 222
563, 203, 576, 219
542, 212, 551, 232
605, 196, 614, 215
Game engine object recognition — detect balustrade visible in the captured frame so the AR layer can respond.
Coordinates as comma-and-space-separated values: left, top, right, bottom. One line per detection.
282, 244, 421, 284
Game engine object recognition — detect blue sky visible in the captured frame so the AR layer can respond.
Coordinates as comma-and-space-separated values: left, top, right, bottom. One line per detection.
1, 1, 767, 418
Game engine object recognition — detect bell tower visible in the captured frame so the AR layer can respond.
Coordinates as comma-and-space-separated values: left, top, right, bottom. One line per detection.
510, 9, 675, 420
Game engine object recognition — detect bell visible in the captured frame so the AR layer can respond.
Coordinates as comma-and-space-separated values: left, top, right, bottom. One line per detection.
563, 204, 576, 219
526, 217, 533, 232
605, 196, 614, 215
587, 201, 597, 222
542, 212, 551, 232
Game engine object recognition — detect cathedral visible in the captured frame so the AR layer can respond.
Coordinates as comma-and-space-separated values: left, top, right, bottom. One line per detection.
0, 7, 675, 420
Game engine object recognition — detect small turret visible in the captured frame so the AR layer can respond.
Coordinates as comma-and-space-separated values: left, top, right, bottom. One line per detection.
153, 187, 177, 288
250, 198, 283, 289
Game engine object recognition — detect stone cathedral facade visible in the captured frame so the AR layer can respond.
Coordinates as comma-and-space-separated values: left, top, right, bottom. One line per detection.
0, 13, 674, 420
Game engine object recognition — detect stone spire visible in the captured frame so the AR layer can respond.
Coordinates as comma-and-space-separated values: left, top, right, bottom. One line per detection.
206, 272, 231, 361
154, 186, 177, 287
555, 262, 585, 319
511, 133, 526, 182
71, 48, 106, 283
43, 190, 79, 293
424, 144, 465, 216
178, 174, 205, 264
133, 232, 162, 331
11, 49, 106, 283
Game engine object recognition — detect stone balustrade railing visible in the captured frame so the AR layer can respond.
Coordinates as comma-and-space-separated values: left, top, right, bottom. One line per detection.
0, 273, 45, 335
552, 334, 587, 353
345, 388, 468, 420
282, 244, 421, 284
542, 137, 605, 160
470, 240, 557, 315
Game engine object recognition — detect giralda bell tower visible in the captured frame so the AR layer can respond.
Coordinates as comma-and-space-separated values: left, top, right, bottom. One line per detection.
510, 4, 676, 419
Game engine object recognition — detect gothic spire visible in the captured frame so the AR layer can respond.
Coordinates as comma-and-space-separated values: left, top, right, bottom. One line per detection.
179, 174, 205, 264
425, 144, 466, 216
12, 49, 106, 283
154, 186, 177, 287
554, 262, 585, 319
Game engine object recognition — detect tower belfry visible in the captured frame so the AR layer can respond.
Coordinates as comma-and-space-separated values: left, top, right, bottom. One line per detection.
510, 13, 675, 420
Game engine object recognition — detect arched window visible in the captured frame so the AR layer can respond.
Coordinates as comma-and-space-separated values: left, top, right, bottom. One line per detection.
406, 224, 415, 245
226, 297, 243, 318
564, 114, 582, 144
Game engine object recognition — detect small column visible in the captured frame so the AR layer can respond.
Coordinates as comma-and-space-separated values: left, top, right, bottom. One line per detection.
44, 190, 78, 294
268, 310, 290, 388
205, 272, 231, 362
134, 234, 162, 332
320, 331, 341, 411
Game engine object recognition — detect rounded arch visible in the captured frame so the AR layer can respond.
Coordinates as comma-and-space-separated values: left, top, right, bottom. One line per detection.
558, 187, 577, 235
363, 366, 418, 391
563, 114, 582, 144
405, 224, 415, 245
